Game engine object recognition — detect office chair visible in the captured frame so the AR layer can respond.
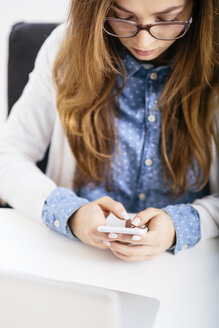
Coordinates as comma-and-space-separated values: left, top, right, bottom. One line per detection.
8, 21, 58, 171
0, 22, 57, 208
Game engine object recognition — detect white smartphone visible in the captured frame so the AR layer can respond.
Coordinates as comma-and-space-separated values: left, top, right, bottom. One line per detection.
97, 225, 148, 235
97, 213, 148, 235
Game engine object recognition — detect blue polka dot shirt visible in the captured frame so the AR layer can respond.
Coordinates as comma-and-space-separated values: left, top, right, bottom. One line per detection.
42, 44, 209, 254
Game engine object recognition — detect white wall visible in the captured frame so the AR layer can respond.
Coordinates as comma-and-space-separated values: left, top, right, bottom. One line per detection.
0, 0, 70, 128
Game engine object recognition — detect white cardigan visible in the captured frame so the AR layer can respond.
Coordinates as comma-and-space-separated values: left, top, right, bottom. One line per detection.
0, 24, 218, 242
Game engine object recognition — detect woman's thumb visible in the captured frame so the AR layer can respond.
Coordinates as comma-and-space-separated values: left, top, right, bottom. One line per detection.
131, 207, 159, 226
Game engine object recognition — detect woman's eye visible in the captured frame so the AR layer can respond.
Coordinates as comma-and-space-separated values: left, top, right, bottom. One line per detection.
113, 13, 133, 20
110, 9, 133, 20
157, 17, 178, 22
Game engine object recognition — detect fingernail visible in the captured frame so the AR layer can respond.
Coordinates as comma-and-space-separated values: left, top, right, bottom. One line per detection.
132, 217, 141, 226
102, 240, 111, 247
132, 235, 141, 241
108, 233, 118, 239
121, 210, 129, 220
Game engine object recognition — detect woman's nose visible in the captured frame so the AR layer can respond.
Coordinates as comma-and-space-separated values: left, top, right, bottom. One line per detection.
133, 30, 156, 49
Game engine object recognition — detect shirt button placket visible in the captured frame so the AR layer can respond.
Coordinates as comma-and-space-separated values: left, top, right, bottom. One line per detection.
141, 70, 158, 198
148, 71, 157, 123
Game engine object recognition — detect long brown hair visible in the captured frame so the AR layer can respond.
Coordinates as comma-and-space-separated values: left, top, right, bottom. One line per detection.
53, 0, 219, 196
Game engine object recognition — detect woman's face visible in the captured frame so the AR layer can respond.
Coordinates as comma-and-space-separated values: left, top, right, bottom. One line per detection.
110, 0, 193, 61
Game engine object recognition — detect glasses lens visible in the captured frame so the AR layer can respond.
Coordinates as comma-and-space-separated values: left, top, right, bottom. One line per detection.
150, 23, 186, 40
104, 19, 137, 37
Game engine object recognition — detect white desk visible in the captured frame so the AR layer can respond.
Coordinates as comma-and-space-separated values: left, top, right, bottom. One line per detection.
0, 209, 218, 328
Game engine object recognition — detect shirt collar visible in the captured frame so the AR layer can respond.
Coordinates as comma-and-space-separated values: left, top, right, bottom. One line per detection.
117, 41, 146, 78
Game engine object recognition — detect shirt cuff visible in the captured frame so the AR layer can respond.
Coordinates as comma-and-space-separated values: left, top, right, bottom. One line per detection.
162, 203, 201, 254
41, 187, 89, 240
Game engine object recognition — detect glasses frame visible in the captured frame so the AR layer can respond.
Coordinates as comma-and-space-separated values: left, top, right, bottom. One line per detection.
103, 16, 193, 41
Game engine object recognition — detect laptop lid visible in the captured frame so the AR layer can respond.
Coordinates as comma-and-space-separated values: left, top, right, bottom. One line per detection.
0, 270, 159, 328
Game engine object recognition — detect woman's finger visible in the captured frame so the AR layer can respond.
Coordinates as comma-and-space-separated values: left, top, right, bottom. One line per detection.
110, 241, 156, 257
110, 249, 129, 261
106, 230, 158, 246
94, 196, 129, 221
111, 247, 156, 262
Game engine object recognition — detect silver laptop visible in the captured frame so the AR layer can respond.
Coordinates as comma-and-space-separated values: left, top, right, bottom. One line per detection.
0, 270, 159, 328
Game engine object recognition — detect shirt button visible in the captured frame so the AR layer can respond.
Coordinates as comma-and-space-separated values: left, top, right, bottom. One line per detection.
138, 193, 146, 200
181, 244, 188, 251
150, 72, 157, 80
54, 219, 61, 228
148, 114, 156, 122
145, 158, 152, 166
143, 64, 151, 69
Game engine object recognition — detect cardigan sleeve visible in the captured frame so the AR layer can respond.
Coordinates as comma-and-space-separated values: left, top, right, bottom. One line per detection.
0, 24, 66, 222
191, 129, 219, 242
191, 193, 219, 242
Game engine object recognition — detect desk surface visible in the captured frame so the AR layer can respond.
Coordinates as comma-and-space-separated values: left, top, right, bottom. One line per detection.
0, 209, 218, 328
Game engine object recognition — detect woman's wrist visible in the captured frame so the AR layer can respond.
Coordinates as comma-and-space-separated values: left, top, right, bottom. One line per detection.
67, 212, 78, 238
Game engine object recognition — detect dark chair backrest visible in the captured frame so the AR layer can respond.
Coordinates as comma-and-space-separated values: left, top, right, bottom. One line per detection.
8, 22, 57, 113
0, 22, 57, 208
7, 22, 58, 173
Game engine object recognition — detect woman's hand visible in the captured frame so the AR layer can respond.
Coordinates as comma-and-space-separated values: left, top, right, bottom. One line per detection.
108, 208, 176, 262
68, 196, 128, 249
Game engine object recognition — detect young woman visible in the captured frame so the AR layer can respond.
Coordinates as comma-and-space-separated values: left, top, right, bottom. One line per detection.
0, 0, 218, 262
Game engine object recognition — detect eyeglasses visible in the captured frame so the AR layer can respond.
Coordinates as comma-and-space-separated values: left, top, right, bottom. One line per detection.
103, 17, 193, 41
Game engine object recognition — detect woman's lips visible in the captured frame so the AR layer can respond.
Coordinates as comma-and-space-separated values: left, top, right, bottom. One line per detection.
132, 48, 157, 56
